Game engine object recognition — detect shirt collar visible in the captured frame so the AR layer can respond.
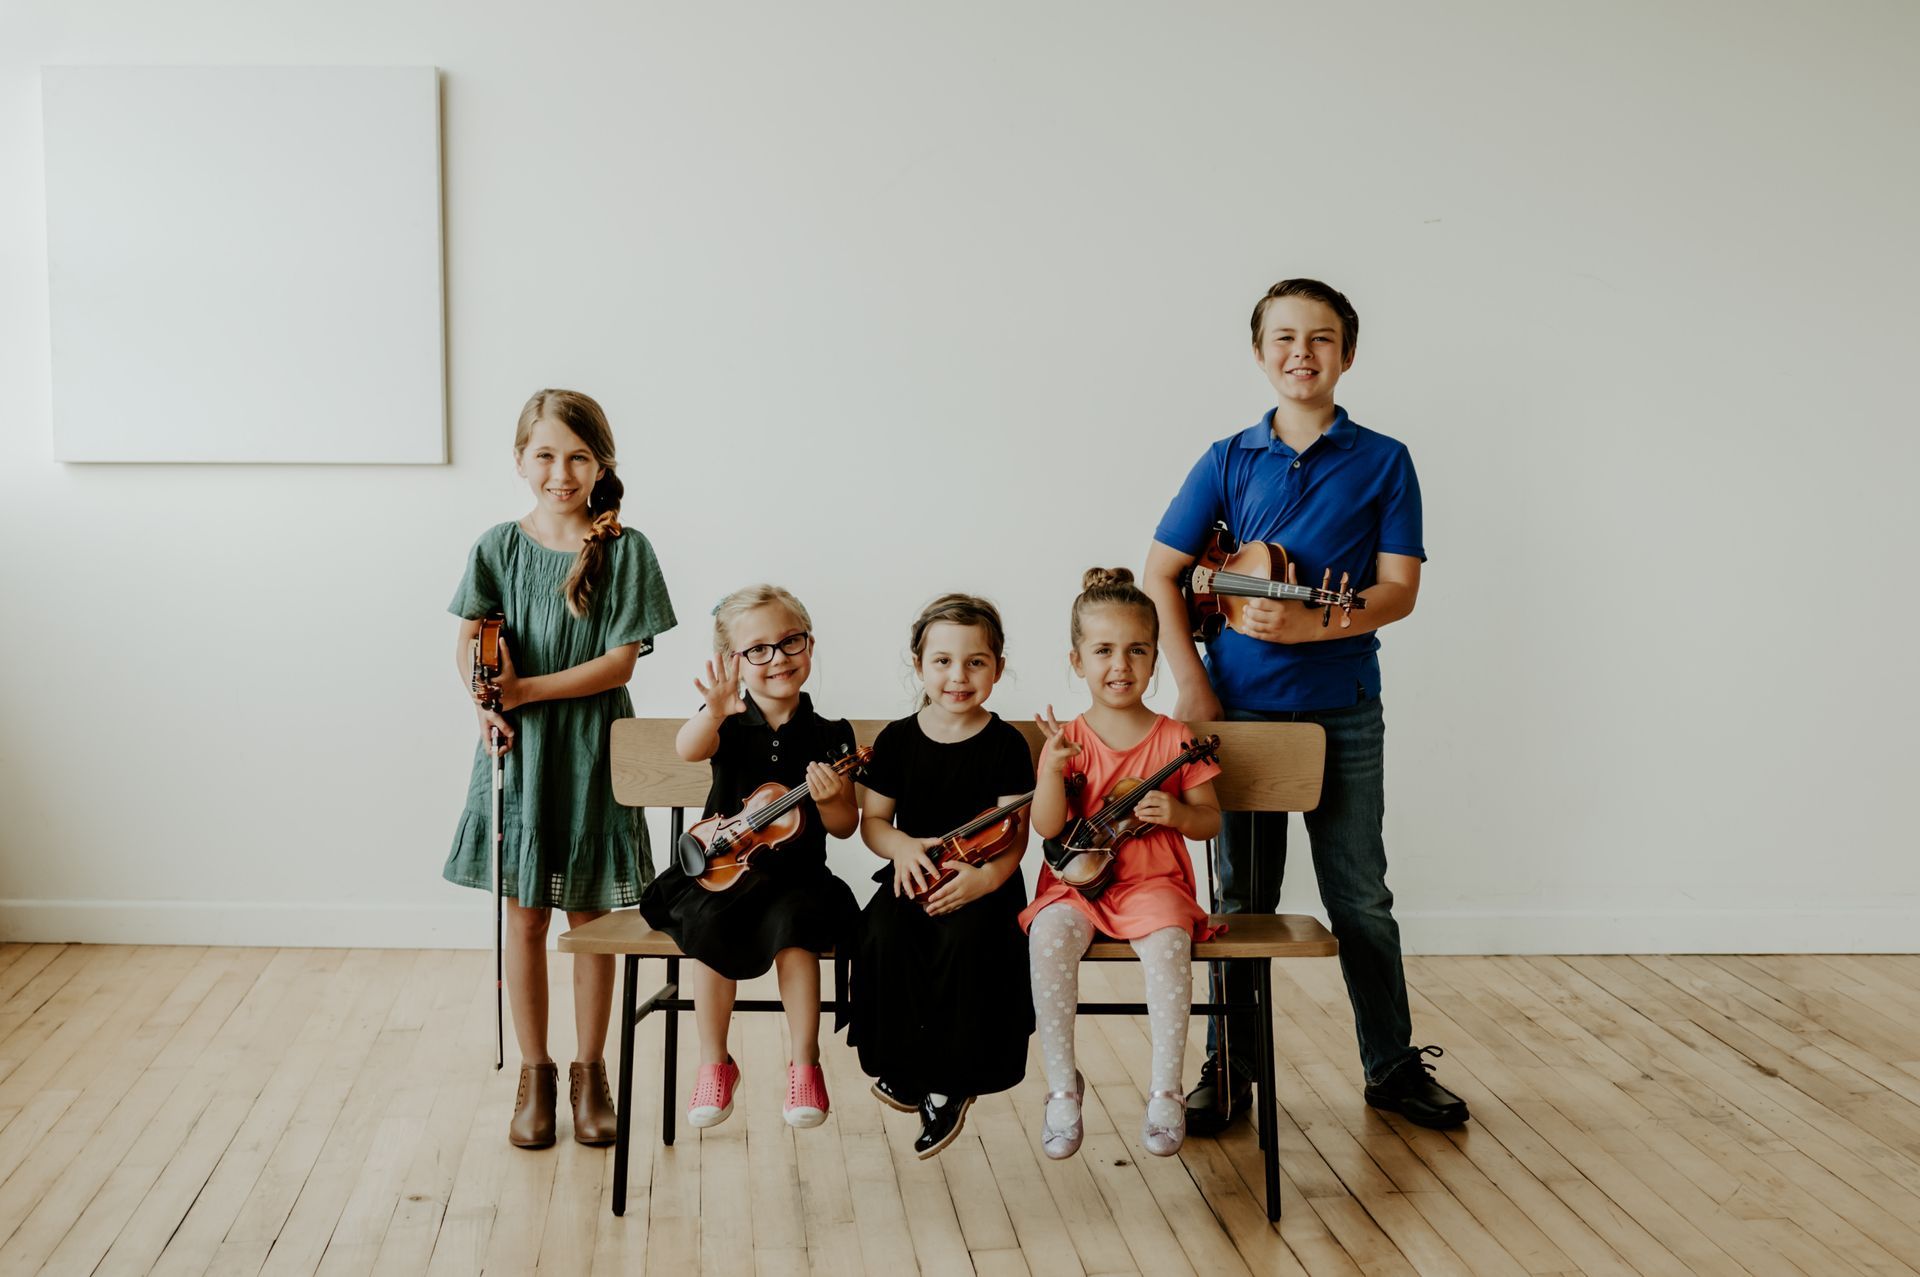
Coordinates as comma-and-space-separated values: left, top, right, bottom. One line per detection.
1236, 406, 1357, 454
740, 690, 813, 729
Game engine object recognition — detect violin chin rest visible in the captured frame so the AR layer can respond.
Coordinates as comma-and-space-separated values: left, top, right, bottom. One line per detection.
676, 832, 710, 878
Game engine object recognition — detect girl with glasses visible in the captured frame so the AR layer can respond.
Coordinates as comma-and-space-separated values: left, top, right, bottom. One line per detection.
640, 584, 860, 1129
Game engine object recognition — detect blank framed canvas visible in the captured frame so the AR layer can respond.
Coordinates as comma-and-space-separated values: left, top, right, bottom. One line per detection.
42, 66, 446, 463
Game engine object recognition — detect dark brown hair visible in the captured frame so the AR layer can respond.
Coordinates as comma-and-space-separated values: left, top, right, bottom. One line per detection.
1250, 278, 1359, 359
910, 593, 1007, 666
1070, 567, 1158, 648
908, 594, 1007, 707
514, 389, 623, 618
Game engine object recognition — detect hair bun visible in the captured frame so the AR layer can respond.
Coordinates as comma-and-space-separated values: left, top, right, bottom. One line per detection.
1081, 566, 1134, 591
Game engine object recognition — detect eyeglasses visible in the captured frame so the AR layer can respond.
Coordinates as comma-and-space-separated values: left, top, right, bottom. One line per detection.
735, 631, 812, 666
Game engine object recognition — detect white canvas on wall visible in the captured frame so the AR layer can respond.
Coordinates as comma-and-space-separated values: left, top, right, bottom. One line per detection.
42, 65, 446, 463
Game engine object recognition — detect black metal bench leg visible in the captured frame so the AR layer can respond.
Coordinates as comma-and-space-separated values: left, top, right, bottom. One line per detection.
1243, 953, 1267, 1154
1256, 956, 1281, 1221
612, 953, 638, 1216
663, 955, 680, 1147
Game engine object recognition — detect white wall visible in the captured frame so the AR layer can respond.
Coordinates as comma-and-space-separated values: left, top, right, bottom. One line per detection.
2, 0, 1914, 953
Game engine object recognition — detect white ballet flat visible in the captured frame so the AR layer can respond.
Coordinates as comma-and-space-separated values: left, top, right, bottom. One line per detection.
1140, 1088, 1187, 1157
1041, 1071, 1085, 1160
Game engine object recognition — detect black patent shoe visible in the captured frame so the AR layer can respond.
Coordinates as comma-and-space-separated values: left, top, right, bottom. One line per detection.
1184, 1051, 1252, 1137
870, 1078, 924, 1113
1364, 1045, 1470, 1129
913, 1094, 973, 1159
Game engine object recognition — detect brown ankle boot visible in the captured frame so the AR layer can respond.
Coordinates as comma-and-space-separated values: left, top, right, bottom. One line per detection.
570, 1060, 618, 1146
510, 1063, 558, 1148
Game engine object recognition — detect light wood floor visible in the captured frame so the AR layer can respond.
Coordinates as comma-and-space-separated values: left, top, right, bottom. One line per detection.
2, 944, 1919, 1275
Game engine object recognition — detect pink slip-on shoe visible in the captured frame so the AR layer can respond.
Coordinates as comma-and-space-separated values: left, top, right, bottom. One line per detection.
688, 1058, 740, 1129
784, 1061, 830, 1128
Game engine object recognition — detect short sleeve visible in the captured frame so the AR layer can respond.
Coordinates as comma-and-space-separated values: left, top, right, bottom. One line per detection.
448, 530, 502, 619
1377, 445, 1426, 562
1171, 721, 1223, 797
824, 716, 858, 765
1174, 753, 1223, 797
993, 720, 1037, 796
861, 719, 909, 800
1152, 444, 1227, 555
603, 531, 679, 652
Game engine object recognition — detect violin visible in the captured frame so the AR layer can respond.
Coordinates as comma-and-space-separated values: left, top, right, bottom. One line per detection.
1182, 521, 1365, 640
1041, 735, 1222, 899
470, 614, 504, 713
906, 789, 1036, 902
679, 746, 873, 892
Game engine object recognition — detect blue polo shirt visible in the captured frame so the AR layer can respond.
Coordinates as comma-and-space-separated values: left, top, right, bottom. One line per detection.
1154, 407, 1424, 712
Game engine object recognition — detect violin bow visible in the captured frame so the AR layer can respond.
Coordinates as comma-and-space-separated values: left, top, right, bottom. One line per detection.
472, 616, 506, 1070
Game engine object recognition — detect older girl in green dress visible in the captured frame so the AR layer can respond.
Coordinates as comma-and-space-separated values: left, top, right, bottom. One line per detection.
446, 389, 676, 1149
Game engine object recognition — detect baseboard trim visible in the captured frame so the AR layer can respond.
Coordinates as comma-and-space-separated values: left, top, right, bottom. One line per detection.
1394, 908, 1920, 955
0, 899, 502, 949
3, 898, 1916, 953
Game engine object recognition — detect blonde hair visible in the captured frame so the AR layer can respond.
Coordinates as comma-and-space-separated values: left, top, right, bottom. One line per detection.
1070, 566, 1159, 648
514, 389, 623, 618
908, 593, 1007, 708
712, 584, 813, 657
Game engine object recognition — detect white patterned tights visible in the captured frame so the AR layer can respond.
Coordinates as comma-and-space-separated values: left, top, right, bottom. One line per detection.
1028, 903, 1191, 1133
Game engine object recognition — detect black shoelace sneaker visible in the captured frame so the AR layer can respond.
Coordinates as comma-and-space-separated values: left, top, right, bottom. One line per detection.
1363, 1045, 1470, 1129
1183, 1051, 1253, 1136
913, 1094, 973, 1159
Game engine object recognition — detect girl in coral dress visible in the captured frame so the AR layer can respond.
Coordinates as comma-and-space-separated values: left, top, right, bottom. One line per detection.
1020, 568, 1222, 1161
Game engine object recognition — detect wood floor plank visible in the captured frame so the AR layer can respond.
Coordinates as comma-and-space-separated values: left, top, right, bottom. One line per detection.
197, 949, 413, 1275
54, 949, 338, 1277
0, 946, 256, 1273
2, 942, 1916, 1276
151, 948, 386, 1276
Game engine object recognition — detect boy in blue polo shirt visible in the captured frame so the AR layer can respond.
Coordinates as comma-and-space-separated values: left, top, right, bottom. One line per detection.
1143, 278, 1468, 1132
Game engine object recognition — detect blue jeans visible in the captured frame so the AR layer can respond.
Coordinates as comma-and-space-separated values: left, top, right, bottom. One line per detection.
1205, 696, 1415, 1086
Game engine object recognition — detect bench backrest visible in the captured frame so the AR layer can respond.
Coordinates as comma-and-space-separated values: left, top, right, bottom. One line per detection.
610, 718, 1324, 814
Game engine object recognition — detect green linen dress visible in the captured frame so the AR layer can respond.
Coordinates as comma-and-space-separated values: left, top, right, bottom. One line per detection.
444, 520, 676, 910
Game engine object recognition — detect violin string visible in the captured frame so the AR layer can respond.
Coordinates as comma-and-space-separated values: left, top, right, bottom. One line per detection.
1210, 571, 1317, 595
949, 791, 1036, 841
1086, 746, 1210, 827
742, 752, 863, 832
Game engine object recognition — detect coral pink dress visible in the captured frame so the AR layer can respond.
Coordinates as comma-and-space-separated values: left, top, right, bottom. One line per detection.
1017, 714, 1222, 942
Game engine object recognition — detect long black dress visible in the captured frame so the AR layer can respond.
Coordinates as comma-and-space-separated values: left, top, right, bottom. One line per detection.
639, 692, 860, 980
847, 712, 1036, 1098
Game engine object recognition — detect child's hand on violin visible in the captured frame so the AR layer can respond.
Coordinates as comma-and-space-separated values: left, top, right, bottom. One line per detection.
890, 838, 943, 898
806, 760, 851, 807
1237, 562, 1312, 644
923, 862, 991, 916
475, 706, 514, 756
694, 655, 745, 720
1035, 705, 1083, 776
1132, 788, 1180, 828
473, 638, 526, 710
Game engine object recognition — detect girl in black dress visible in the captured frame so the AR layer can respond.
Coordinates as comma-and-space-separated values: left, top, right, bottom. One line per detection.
640, 584, 860, 1130
849, 594, 1037, 1158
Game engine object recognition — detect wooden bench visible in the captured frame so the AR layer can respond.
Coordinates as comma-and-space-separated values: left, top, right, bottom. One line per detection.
559, 717, 1336, 1223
